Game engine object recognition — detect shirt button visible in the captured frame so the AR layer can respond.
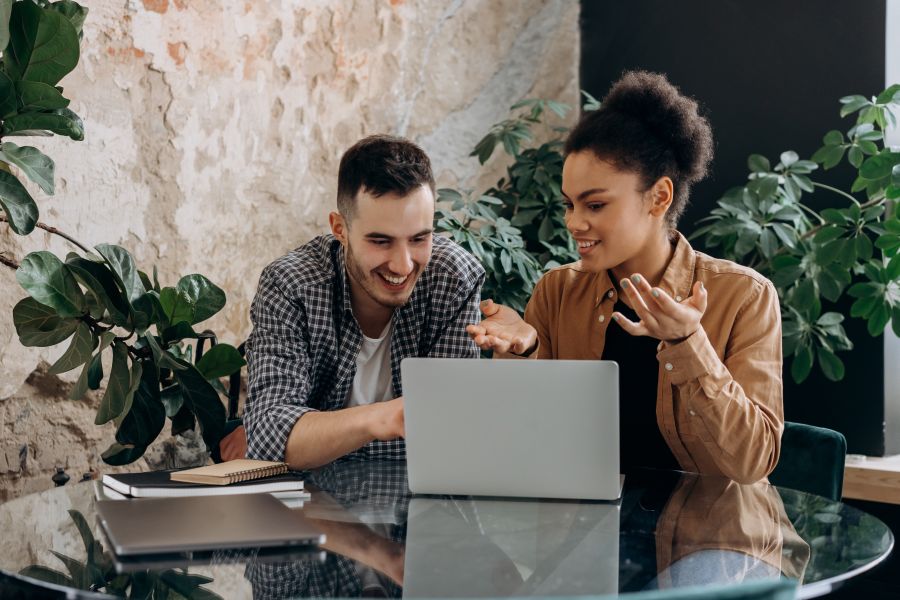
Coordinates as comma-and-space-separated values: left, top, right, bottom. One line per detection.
689, 409, 697, 416
675, 295, 683, 302
598, 315, 605, 323
664, 362, 674, 371
607, 290, 614, 298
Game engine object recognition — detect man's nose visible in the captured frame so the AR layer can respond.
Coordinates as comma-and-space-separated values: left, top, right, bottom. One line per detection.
389, 245, 414, 275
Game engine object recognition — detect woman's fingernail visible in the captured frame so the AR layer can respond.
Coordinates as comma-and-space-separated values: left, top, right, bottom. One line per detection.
631, 274, 641, 283
651, 289, 660, 298
700, 282, 705, 291
611, 314, 619, 321
621, 279, 629, 288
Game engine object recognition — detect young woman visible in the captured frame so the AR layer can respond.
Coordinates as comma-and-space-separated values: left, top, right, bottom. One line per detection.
467, 71, 783, 484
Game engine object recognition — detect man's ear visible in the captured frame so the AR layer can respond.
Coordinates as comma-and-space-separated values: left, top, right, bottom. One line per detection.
647, 176, 674, 218
329, 212, 349, 245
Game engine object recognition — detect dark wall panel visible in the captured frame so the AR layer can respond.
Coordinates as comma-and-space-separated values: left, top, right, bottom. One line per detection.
580, 0, 887, 454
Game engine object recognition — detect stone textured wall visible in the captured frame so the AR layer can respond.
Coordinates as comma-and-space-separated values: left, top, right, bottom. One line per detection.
0, 0, 579, 500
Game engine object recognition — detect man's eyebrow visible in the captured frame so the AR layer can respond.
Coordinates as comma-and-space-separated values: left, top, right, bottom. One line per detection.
567, 188, 609, 201
364, 229, 434, 240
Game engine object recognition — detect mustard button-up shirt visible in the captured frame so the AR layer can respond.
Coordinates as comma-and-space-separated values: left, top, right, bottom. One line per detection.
521, 231, 784, 484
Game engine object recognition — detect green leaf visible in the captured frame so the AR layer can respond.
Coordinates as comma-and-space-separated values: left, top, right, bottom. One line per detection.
172, 360, 226, 452
95, 341, 130, 425
0, 70, 17, 118
95, 243, 145, 302
15, 80, 69, 111
817, 347, 845, 381
143, 331, 186, 371
748, 154, 770, 173
868, 302, 891, 336
821, 208, 848, 224
759, 228, 777, 258
46, 0, 87, 37
823, 130, 844, 145
18, 566, 73, 588
0, 169, 38, 234
159, 287, 194, 326
4, 2, 79, 85
16, 250, 85, 317
176, 274, 226, 324
887, 253, 900, 281
0, 141, 54, 194
876, 84, 900, 104
65, 255, 131, 327
110, 360, 164, 464
812, 145, 845, 169
848, 146, 864, 168
856, 234, 874, 261
817, 312, 844, 326
69, 331, 112, 400
12, 296, 77, 346
860, 153, 898, 180
851, 296, 879, 319
2, 107, 84, 140
791, 345, 813, 384
101, 442, 145, 466
196, 343, 245, 380
0, 0, 12, 52
48, 321, 94, 374
780, 150, 799, 167
893, 307, 900, 339
839, 95, 870, 117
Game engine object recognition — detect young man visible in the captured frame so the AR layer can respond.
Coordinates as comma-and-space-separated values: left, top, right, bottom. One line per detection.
241, 135, 485, 469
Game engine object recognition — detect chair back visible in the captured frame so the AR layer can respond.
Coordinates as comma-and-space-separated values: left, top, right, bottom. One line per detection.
769, 421, 847, 501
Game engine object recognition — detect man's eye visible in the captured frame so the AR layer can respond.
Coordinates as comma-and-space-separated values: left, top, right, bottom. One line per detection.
370, 240, 389, 246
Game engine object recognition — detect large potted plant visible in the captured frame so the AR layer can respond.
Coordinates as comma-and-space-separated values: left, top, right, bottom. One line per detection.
0, 0, 243, 466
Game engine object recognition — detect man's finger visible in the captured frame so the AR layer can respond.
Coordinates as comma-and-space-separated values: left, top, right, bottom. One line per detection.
486, 335, 511, 354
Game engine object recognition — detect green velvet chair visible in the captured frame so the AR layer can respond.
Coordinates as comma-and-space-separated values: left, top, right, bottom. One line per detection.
769, 421, 848, 501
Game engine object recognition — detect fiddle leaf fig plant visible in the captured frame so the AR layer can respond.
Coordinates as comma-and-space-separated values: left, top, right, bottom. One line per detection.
0, 0, 243, 466
693, 84, 900, 383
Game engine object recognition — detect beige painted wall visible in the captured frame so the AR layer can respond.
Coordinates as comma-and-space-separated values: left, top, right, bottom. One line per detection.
0, 0, 579, 500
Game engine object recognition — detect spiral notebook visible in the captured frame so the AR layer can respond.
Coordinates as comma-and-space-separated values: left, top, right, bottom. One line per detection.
170, 459, 289, 485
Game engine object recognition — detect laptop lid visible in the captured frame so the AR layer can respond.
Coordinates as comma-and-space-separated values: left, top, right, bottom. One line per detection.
96, 494, 325, 556
402, 358, 620, 500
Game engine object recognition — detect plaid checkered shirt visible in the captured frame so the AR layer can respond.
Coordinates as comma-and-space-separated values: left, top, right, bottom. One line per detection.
244, 233, 485, 462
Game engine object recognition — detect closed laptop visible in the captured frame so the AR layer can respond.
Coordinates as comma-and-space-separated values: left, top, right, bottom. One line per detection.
97, 493, 325, 556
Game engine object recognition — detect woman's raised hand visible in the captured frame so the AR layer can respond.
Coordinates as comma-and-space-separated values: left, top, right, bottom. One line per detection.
466, 299, 538, 355
613, 275, 707, 343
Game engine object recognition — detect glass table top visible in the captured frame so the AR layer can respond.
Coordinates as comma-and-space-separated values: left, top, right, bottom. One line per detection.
0, 459, 892, 599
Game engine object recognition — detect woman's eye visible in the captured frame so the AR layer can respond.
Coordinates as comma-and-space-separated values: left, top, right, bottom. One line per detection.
562, 202, 574, 210
588, 204, 605, 211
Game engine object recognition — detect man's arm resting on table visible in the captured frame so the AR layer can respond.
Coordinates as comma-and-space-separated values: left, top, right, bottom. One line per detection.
284, 397, 405, 470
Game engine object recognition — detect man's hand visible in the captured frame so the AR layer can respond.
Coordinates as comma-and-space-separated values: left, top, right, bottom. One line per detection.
613, 274, 707, 342
367, 397, 405, 441
465, 299, 538, 355
219, 425, 247, 461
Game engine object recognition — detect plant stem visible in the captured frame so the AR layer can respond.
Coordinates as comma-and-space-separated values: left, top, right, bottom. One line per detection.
0, 252, 19, 270
0, 215, 93, 254
812, 182, 861, 205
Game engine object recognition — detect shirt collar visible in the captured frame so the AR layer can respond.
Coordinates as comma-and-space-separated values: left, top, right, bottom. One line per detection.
593, 230, 696, 306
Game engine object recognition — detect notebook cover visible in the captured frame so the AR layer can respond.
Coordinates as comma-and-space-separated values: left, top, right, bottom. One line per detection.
102, 469, 303, 498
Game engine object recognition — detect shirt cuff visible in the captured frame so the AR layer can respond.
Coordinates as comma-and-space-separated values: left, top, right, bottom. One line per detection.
656, 326, 719, 385
247, 404, 315, 462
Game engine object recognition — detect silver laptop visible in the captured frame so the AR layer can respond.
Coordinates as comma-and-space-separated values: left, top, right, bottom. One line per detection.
402, 358, 620, 500
97, 493, 325, 556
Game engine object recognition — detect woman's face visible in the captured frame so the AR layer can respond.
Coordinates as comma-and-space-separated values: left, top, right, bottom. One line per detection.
561, 151, 668, 273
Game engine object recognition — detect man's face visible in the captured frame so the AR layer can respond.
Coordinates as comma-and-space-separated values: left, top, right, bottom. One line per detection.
334, 185, 435, 309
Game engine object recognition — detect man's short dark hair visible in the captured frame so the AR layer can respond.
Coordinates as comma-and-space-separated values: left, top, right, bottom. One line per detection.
337, 134, 436, 220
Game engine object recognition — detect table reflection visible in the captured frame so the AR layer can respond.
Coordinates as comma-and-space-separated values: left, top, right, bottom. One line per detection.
244, 461, 813, 599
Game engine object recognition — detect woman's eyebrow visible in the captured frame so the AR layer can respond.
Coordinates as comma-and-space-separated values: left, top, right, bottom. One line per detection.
562, 188, 609, 201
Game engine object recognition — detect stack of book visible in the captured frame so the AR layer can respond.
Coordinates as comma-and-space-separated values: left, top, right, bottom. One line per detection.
95, 459, 310, 509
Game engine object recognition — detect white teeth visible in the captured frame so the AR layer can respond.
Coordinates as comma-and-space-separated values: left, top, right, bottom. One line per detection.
381, 274, 408, 285
577, 240, 599, 248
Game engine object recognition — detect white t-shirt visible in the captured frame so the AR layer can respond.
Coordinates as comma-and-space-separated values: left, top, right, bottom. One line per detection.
346, 320, 394, 407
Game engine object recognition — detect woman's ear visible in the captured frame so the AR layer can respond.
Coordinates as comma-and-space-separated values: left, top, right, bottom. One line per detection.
329, 212, 349, 245
648, 176, 674, 218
